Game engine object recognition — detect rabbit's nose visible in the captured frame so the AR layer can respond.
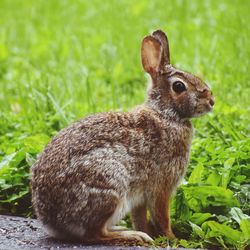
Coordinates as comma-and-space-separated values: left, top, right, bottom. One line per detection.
209, 98, 215, 106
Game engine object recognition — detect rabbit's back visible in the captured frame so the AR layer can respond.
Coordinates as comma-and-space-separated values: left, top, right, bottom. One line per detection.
32, 109, 163, 178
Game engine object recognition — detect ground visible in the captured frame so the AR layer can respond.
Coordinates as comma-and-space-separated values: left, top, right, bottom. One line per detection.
0, 215, 179, 250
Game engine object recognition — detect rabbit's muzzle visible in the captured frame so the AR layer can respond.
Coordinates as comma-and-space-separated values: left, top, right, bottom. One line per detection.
204, 89, 215, 111
195, 88, 215, 116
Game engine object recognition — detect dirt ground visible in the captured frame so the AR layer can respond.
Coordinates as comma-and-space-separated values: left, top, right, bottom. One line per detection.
0, 215, 168, 250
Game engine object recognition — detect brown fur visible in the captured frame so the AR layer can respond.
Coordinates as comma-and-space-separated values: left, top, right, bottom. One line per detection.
31, 30, 214, 245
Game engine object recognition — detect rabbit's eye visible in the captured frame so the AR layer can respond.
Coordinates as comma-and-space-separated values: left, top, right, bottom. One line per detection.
172, 81, 187, 93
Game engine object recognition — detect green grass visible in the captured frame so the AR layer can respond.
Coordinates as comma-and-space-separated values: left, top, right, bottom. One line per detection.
0, 0, 249, 249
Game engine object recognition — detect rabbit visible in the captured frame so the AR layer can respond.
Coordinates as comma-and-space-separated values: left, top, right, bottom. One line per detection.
31, 30, 214, 245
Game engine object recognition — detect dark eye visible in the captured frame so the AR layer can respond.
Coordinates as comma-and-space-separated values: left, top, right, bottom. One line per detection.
172, 81, 187, 93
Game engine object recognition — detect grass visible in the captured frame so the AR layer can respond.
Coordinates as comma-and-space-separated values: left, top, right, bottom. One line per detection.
0, 0, 249, 249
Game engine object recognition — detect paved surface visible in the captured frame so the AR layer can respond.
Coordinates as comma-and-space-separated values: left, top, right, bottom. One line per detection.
0, 215, 175, 250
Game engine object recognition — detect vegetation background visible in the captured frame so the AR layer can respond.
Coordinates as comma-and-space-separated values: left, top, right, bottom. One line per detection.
0, 0, 249, 249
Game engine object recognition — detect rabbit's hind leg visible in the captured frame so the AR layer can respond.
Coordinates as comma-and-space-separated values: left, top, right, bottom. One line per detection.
88, 219, 153, 245
92, 202, 153, 245
84, 198, 153, 245
96, 229, 153, 246
109, 225, 128, 231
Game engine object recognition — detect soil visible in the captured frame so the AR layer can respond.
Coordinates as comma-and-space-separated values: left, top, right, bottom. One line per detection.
0, 215, 172, 250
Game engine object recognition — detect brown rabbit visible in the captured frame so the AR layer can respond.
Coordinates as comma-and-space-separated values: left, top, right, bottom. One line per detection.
31, 30, 214, 245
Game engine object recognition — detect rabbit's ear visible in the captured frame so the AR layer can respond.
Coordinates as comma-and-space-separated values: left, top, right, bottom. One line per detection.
152, 30, 170, 65
141, 36, 162, 75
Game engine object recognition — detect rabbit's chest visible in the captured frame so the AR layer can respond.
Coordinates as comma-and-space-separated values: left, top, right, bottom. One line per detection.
155, 123, 193, 184
160, 122, 193, 156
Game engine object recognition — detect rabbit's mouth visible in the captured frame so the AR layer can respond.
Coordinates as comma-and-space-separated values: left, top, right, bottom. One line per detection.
193, 100, 214, 117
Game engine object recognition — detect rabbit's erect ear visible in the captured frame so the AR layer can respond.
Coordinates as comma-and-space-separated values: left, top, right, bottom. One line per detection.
141, 36, 162, 75
152, 30, 170, 65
